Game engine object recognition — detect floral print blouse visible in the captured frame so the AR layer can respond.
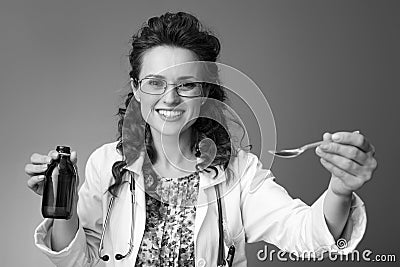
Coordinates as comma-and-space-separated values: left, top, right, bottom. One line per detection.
134, 171, 200, 267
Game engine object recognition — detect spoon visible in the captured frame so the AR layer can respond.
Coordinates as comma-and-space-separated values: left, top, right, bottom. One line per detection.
269, 131, 360, 159
268, 140, 326, 158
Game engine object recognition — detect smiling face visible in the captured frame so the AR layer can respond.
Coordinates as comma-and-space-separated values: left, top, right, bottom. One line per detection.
134, 45, 205, 137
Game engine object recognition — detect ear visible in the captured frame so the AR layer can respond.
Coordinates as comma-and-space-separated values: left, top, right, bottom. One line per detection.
130, 78, 141, 102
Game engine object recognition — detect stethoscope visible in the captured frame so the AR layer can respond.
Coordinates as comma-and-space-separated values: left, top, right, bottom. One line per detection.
98, 172, 236, 266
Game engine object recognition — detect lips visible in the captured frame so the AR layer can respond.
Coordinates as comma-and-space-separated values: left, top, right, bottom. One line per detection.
156, 109, 185, 120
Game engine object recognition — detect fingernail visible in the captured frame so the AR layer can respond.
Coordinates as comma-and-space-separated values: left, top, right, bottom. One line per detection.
320, 144, 329, 150
332, 133, 341, 141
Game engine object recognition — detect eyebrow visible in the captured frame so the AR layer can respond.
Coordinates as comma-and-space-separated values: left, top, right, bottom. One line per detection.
144, 74, 197, 80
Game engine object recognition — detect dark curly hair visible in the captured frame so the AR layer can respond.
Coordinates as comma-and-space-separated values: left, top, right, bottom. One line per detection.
108, 11, 244, 197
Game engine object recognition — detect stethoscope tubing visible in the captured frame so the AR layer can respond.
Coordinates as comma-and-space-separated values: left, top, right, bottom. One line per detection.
98, 173, 235, 266
98, 179, 135, 261
216, 185, 226, 266
98, 196, 114, 261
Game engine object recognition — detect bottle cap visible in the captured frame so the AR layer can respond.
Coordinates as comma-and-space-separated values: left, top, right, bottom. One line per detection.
56, 146, 71, 154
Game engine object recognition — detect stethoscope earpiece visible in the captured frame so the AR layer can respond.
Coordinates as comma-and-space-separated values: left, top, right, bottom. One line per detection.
101, 255, 109, 261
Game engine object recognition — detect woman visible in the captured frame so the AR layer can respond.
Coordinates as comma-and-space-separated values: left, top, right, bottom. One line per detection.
25, 12, 377, 267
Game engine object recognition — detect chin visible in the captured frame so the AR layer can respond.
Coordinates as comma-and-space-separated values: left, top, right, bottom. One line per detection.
158, 128, 182, 136
147, 121, 181, 136
150, 122, 194, 137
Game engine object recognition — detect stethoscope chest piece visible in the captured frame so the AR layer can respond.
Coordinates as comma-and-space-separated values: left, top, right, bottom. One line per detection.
98, 173, 235, 266
98, 177, 135, 262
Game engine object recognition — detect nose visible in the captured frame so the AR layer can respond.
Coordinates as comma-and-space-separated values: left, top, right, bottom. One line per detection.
162, 85, 181, 104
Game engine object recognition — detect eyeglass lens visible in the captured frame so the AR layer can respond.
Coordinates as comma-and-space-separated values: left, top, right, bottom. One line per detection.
140, 78, 202, 97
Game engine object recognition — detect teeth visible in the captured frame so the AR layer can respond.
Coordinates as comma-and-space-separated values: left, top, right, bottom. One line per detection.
158, 110, 183, 118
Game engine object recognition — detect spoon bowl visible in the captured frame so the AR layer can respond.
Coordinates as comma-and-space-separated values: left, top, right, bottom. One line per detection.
269, 140, 325, 158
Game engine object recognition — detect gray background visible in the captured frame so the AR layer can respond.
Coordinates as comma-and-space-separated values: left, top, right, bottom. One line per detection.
1, 0, 399, 266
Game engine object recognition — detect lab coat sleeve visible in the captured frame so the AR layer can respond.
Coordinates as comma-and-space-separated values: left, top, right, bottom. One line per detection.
34, 149, 104, 267
239, 152, 367, 256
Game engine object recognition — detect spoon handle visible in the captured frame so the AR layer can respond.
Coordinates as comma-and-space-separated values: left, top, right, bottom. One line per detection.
300, 140, 325, 151
302, 131, 359, 151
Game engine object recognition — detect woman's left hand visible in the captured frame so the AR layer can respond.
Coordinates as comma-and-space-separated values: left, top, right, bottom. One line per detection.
315, 131, 377, 197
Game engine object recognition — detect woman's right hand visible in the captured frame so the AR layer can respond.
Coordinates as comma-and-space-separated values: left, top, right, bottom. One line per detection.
25, 150, 78, 195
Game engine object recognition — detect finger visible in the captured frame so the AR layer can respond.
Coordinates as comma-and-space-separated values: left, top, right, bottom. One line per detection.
25, 163, 48, 176
369, 143, 376, 156
48, 150, 60, 160
27, 175, 45, 190
70, 151, 78, 165
331, 131, 372, 153
362, 153, 378, 170
316, 146, 362, 176
319, 142, 369, 165
30, 153, 52, 165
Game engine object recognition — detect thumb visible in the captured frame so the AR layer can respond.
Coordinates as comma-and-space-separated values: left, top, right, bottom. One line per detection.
70, 151, 80, 187
323, 132, 332, 142
70, 151, 78, 165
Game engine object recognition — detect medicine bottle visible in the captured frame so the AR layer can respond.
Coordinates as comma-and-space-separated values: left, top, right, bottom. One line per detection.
42, 146, 76, 219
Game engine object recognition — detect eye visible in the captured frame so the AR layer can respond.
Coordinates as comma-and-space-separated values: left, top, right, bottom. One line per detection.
147, 79, 164, 87
179, 82, 198, 90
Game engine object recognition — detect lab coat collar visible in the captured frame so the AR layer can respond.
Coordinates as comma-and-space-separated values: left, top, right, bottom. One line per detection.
198, 165, 226, 190
122, 151, 145, 176
122, 151, 227, 188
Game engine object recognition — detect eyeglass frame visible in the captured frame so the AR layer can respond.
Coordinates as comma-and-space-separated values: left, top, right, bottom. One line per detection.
135, 77, 205, 97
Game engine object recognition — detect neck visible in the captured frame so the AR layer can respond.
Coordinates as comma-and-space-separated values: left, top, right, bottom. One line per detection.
150, 127, 197, 172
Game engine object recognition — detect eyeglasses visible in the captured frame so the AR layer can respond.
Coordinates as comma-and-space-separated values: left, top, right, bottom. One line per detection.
138, 77, 203, 97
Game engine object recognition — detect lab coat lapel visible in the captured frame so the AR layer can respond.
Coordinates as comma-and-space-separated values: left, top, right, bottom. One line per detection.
109, 178, 133, 260
194, 166, 226, 243
121, 152, 146, 261
108, 170, 146, 265
132, 172, 146, 261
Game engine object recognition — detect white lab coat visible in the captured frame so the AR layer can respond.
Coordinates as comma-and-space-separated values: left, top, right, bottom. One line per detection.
35, 141, 367, 267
